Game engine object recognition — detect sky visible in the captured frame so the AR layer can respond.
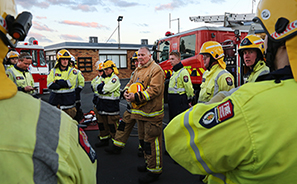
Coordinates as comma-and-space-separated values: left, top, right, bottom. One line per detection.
15, 0, 260, 47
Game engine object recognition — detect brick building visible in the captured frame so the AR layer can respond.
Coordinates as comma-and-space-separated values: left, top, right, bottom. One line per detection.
44, 41, 152, 81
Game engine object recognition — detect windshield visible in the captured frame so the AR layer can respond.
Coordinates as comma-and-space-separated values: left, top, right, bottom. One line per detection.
153, 40, 170, 63
40, 50, 46, 66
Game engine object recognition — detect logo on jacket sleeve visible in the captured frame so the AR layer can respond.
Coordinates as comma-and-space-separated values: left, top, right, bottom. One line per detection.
183, 76, 189, 83
112, 78, 117, 83
226, 77, 233, 86
73, 70, 77, 75
16, 76, 24, 80
78, 127, 97, 163
199, 99, 234, 128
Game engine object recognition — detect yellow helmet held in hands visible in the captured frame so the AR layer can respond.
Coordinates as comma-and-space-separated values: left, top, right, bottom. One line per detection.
238, 34, 265, 59
254, 0, 297, 81
200, 41, 226, 69
128, 82, 147, 109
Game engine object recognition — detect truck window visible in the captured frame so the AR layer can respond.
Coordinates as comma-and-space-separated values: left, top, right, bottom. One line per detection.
180, 34, 196, 60
39, 50, 46, 66
158, 41, 170, 62
32, 50, 38, 66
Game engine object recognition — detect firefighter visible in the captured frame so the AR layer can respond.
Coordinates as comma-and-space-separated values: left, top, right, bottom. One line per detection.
91, 60, 107, 140
105, 51, 143, 155
6, 52, 36, 96
124, 47, 164, 184
4, 50, 19, 70
167, 51, 194, 121
47, 49, 78, 119
70, 55, 85, 122
0, 0, 97, 183
239, 34, 270, 83
164, 0, 297, 183
198, 41, 234, 103
94, 59, 121, 147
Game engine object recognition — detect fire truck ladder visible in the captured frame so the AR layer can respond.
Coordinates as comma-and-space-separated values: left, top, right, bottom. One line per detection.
189, 12, 262, 34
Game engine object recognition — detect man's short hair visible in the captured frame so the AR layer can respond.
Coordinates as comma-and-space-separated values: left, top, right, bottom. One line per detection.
169, 51, 181, 59
139, 46, 151, 55
19, 53, 32, 61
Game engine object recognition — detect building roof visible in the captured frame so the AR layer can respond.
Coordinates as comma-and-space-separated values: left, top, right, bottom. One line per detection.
44, 42, 153, 51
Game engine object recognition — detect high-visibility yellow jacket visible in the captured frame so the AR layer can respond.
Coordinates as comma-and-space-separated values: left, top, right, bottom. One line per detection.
198, 64, 234, 103
168, 64, 194, 99
47, 66, 78, 109
164, 67, 297, 184
95, 72, 120, 115
244, 60, 270, 83
0, 62, 97, 184
6, 65, 35, 95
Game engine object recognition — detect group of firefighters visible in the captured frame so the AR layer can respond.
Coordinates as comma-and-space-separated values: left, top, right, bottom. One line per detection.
1, 0, 297, 183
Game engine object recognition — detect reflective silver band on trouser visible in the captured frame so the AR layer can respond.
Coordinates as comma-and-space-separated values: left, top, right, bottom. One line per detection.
33, 100, 61, 183
213, 70, 229, 97
60, 104, 76, 109
183, 107, 226, 183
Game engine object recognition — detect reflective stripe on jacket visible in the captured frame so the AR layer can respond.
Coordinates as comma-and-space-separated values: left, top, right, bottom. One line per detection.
198, 64, 234, 103
168, 67, 194, 99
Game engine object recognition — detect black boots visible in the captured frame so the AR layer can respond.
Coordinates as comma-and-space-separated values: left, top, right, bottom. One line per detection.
138, 172, 161, 184
95, 139, 109, 147
104, 144, 122, 154
137, 164, 148, 172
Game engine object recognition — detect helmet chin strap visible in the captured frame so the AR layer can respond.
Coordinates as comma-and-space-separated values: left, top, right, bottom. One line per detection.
207, 57, 217, 70
265, 37, 285, 72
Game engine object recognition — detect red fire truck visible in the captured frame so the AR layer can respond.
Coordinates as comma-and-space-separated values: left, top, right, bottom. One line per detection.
13, 39, 48, 94
152, 13, 260, 102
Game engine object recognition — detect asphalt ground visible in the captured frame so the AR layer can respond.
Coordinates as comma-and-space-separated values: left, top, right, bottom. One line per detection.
41, 79, 203, 184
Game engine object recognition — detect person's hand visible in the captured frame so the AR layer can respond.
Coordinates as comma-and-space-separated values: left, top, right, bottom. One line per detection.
124, 91, 135, 102
188, 102, 192, 108
24, 86, 34, 92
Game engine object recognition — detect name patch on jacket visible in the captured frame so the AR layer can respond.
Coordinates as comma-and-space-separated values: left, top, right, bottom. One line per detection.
183, 76, 189, 83
199, 99, 234, 128
16, 76, 24, 80
112, 78, 117, 83
55, 73, 61, 77
226, 77, 233, 86
78, 127, 97, 163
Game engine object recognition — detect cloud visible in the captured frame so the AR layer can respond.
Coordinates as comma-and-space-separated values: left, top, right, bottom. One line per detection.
110, 0, 139, 7
106, 38, 117, 43
70, 4, 97, 12
135, 23, 149, 27
140, 31, 150, 34
16, 0, 50, 9
60, 34, 84, 41
59, 20, 109, 29
155, 0, 196, 11
35, 16, 47, 19
33, 21, 55, 32
210, 0, 226, 3
47, 0, 72, 5
27, 32, 53, 43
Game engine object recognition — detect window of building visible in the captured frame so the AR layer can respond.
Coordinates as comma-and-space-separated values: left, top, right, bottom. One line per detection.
78, 57, 92, 72
99, 54, 127, 69
180, 34, 196, 60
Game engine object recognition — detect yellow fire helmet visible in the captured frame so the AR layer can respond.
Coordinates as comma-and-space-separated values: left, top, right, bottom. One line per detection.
102, 59, 119, 75
57, 49, 71, 61
254, 0, 297, 81
95, 60, 104, 71
127, 82, 147, 109
7, 50, 19, 59
238, 34, 265, 59
132, 51, 138, 60
70, 54, 78, 69
199, 41, 226, 69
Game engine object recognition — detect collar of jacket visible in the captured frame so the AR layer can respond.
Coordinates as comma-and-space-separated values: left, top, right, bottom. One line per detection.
106, 72, 114, 78
59, 65, 69, 71
172, 62, 183, 72
14, 64, 28, 72
256, 65, 293, 81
